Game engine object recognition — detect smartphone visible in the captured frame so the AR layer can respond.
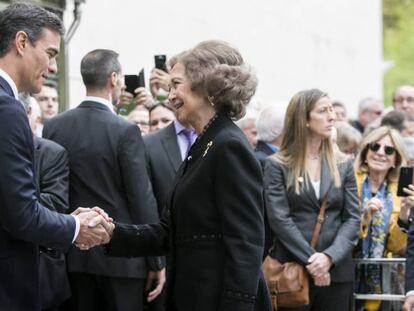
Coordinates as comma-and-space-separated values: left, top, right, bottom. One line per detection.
154, 54, 167, 72
397, 166, 414, 196
119, 69, 146, 116
124, 69, 145, 94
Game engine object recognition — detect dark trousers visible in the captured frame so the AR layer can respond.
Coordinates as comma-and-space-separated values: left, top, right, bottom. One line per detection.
144, 290, 166, 311
278, 281, 354, 311
61, 272, 144, 311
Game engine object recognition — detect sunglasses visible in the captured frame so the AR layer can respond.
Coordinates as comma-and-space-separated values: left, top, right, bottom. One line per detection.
368, 142, 396, 156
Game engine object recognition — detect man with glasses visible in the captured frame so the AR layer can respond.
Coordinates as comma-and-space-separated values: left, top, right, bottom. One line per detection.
392, 85, 414, 117
350, 97, 384, 134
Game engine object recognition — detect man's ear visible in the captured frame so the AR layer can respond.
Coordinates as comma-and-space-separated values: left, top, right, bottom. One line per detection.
109, 72, 118, 88
15, 31, 29, 56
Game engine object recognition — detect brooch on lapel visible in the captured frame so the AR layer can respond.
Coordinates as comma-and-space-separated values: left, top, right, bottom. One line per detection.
298, 176, 304, 183
202, 141, 213, 157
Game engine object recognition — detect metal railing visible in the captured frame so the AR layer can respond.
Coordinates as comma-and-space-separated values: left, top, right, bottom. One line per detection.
353, 258, 406, 311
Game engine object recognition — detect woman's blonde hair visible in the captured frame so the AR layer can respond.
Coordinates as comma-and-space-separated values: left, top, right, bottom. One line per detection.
274, 89, 341, 194
354, 126, 407, 182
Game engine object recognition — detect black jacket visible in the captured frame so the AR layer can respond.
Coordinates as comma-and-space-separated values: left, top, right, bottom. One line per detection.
107, 113, 272, 311
43, 100, 161, 278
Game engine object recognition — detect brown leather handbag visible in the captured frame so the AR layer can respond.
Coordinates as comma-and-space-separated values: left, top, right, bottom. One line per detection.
262, 188, 331, 309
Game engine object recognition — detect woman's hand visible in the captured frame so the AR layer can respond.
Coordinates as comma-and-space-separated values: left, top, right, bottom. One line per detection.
362, 197, 383, 224
306, 252, 333, 278
399, 184, 414, 223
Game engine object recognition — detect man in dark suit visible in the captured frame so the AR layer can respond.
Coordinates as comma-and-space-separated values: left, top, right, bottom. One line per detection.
43, 49, 165, 311
254, 105, 285, 169
144, 116, 196, 215
0, 3, 111, 310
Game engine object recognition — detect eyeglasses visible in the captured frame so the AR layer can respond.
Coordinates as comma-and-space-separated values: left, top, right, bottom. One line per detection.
370, 110, 383, 116
393, 96, 414, 104
368, 142, 396, 156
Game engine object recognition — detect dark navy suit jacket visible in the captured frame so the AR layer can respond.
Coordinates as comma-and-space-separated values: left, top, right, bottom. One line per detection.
0, 76, 76, 310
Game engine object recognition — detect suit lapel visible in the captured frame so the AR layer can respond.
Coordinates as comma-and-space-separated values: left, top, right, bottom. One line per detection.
161, 124, 182, 171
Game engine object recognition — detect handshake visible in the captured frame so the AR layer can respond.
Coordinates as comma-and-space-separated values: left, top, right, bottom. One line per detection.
71, 207, 115, 250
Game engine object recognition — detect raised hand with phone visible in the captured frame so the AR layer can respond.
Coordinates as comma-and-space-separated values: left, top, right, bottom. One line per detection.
118, 69, 155, 114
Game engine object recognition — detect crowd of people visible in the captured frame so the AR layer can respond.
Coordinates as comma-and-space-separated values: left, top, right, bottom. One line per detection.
3, 2, 414, 311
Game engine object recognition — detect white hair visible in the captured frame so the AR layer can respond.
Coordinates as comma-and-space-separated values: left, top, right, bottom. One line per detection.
235, 109, 257, 130
256, 105, 285, 142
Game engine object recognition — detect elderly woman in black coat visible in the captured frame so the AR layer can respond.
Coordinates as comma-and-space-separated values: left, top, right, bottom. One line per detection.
104, 40, 271, 311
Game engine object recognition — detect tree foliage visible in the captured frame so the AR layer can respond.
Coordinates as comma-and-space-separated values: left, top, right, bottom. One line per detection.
384, 0, 414, 105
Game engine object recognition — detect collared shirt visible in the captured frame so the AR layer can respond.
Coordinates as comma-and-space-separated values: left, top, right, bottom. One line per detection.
84, 96, 115, 114
174, 120, 197, 161
265, 142, 279, 153
0, 68, 19, 99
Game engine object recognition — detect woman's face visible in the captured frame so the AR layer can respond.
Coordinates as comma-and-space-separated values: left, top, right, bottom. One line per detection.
308, 96, 335, 140
365, 135, 397, 174
168, 62, 209, 125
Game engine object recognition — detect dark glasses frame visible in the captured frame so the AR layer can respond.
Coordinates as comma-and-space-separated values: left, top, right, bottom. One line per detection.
368, 142, 396, 156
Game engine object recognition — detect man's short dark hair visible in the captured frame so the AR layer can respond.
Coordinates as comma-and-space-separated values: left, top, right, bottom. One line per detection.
381, 110, 410, 132
0, 2, 64, 57
81, 49, 122, 90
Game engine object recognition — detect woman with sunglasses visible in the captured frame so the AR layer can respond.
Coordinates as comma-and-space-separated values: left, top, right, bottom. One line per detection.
354, 126, 414, 311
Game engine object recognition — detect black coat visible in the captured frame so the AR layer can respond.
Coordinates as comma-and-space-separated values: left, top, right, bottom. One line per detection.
0, 76, 75, 310
43, 100, 161, 278
108, 113, 272, 311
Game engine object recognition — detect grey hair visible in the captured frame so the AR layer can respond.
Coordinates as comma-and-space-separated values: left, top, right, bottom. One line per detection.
169, 40, 257, 120
256, 105, 285, 142
0, 2, 64, 57
358, 97, 381, 113
18, 92, 31, 111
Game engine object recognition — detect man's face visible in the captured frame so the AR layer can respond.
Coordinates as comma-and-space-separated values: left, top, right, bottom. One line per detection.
20, 28, 60, 94
128, 110, 150, 135
149, 106, 176, 132
112, 72, 123, 106
242, 119, 258, 149
35, 85, 58, 120
393, 86, 414, 116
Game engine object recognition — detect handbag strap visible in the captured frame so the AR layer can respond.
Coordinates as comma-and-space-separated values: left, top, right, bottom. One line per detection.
310, 183, 333, 248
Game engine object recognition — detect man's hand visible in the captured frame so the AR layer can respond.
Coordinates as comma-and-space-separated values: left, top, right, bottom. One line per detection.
313, 273, 331, 287
403, 295, 414, 311
72, 208, 115, 250
145, 268, 166, 302
306, 252, 333, 278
